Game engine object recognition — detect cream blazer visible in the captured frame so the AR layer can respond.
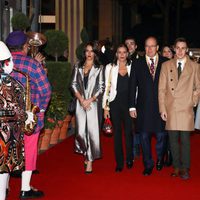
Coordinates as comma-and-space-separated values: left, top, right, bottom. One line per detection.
102, 62, 132, 109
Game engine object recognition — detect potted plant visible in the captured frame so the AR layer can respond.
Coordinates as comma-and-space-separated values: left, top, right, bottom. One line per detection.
39, 101, 56, 152
44, 30, 68, 62
11, 12, 30, 31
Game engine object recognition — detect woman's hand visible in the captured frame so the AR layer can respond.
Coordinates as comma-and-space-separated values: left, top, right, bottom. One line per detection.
81, 98, 93, 111
104, 110, 110, 119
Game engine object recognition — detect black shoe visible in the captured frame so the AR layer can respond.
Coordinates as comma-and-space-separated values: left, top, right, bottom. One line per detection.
143, 167, 154, 176
6, 188, 9, 197
19, 188, 44, 199
164, 151, 173, 167
156, 160, 164, 171
115, 167, 123, 172
85, 170, 93, 174
33, 170, 40, 174
10, 170, 22, 178
126, 161, 133, 169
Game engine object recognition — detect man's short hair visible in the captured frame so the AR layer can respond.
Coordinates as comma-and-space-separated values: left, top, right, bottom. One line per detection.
174, 37, 188, 47
145, 36, 158, 46
124, 36, 137, 44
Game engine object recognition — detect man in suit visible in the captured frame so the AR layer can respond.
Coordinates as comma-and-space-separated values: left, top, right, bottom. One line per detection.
159, 37, 200, 179
125, 36, 140, 61
129, 36, 167, 176
125, 37, 141, 159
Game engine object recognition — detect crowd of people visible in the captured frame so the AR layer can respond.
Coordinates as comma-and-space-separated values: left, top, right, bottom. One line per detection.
71, 36, 200, 180
0, 31, 200, 200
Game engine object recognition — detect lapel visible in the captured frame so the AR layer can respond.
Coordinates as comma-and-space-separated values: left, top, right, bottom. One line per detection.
143, 57, 154, 82
171, 56, 192, 89
154, 55, 162, 81
112, 65, 119, 89
88, 65, 98, 81
78, 66, 84, 80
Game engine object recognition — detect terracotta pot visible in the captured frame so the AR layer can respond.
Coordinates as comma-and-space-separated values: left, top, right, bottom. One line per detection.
38, 129, 45, 152
59, 120, 69, 140
58, 120, 64, 128
71, 115, 76, 128
50, 125, 61, 145
65, 114, 72, 122
40, 129, 53, 151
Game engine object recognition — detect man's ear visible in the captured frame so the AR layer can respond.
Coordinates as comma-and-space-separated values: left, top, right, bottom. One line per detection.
156, 45, 159, 51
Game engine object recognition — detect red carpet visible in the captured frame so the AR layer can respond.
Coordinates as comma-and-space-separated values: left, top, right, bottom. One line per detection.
8, 133, 200, 200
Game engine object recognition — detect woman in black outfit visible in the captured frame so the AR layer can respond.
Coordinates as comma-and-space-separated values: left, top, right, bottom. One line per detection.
103, 44, 133, 172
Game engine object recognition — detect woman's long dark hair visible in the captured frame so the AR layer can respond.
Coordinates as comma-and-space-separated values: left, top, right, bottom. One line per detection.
78, 41, 101, 68
112, 43, 131, 66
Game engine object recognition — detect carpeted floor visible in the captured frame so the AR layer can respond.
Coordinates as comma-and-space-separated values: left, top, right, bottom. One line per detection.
8, 133, 200, 200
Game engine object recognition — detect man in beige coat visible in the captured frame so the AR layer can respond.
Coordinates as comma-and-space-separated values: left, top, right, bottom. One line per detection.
159, 37, 200, 180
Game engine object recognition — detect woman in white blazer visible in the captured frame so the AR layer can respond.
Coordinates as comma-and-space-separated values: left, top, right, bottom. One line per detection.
103, 44, 133, 172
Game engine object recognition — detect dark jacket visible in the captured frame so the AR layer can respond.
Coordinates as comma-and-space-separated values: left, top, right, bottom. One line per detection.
129, 55, 168, 132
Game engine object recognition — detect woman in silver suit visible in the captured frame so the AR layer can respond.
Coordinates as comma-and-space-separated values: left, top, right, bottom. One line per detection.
71, 42, 104, 174
103, 44, 133, 172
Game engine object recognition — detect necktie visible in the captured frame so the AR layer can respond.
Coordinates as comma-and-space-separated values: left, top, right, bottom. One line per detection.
150, 58, 155, 77
177, 62, 182, 79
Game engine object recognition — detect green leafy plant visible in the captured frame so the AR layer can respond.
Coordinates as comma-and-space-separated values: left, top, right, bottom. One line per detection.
11, 12, 30, 31
44, 92, 68, 129
76, 27, 89, 60
44, 30, 68, 62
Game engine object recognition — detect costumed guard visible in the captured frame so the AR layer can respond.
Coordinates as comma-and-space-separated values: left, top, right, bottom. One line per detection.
0, 41, 28, 200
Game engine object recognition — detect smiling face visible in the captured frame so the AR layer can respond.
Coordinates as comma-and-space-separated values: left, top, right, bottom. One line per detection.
162, 46, 173, 59
174, 41, 188, 60
116, 46, 128, 63
85, 45, 95, 61
145, 37, 159, 58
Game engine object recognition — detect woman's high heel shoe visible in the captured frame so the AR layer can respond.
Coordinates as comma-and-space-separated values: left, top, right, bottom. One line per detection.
85, 161, 92, 174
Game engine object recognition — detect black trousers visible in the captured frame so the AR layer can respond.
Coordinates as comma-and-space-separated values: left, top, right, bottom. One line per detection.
168, 131, 190, 169
110, 98, 133, 168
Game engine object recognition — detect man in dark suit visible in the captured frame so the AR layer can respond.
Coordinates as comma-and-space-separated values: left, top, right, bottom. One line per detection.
125, 36, 141, 159
129, 36, 167, 176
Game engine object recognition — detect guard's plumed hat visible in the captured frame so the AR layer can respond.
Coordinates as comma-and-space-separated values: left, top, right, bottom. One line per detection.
6, 31, 27, 46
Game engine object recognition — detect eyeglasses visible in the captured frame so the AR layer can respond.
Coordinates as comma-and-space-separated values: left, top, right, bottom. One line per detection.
145, 45, 157, 48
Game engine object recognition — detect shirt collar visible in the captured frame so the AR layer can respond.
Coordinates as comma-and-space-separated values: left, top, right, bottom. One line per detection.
176, 57, 186, 68
11, 51, 26, 56
146, 54, 157, 64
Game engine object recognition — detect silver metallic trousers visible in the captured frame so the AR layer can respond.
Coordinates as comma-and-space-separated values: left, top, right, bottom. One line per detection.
75, 100, 101, 161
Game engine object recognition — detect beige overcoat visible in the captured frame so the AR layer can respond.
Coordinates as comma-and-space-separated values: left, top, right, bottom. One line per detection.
159, 56, 200, 131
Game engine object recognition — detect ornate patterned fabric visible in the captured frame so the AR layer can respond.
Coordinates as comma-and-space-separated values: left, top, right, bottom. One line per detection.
0, 73, 26, 173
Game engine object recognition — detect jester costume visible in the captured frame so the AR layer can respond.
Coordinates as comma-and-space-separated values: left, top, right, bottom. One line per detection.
0, 72, 26, 173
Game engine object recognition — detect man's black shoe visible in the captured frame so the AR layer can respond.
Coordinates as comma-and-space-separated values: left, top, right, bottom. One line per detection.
115, 167, 123, 172
164, 151, 173, 167
143, 167, 153, 176
19, 188, 44, 199
156, 160, 164, 171
126, 161, 133, 169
